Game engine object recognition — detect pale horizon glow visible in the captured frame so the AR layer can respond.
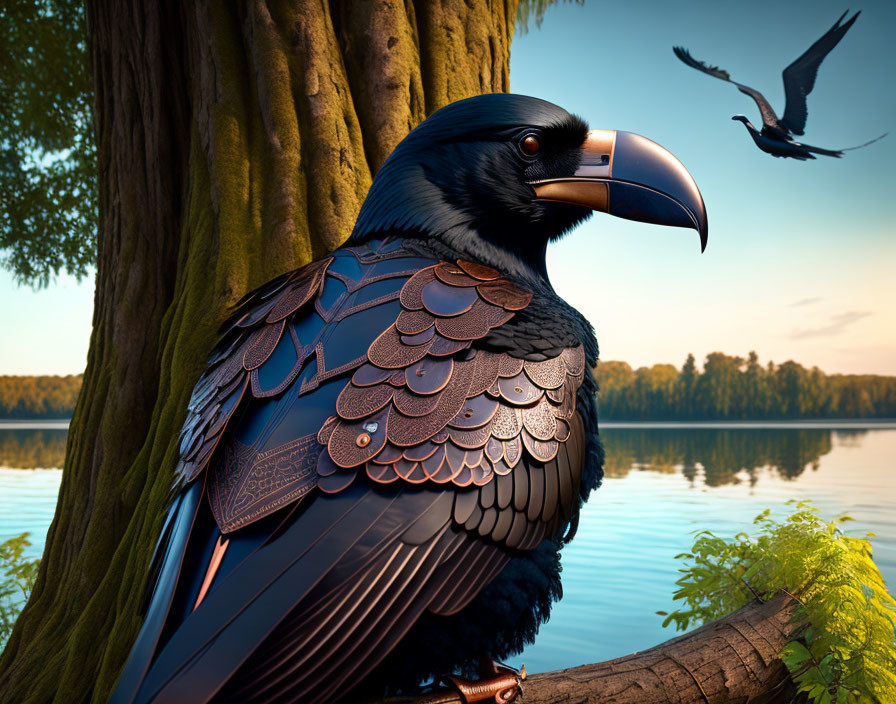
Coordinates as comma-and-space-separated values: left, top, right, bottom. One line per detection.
1, 0, 894, 376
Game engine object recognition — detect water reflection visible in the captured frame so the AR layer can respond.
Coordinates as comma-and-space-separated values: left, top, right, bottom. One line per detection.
0, 429, 68, 469
0, 426, 868, 491
600, 428, 848, 486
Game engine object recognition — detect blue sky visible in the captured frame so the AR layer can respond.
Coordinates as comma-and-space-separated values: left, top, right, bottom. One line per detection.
1, 0, 894, 376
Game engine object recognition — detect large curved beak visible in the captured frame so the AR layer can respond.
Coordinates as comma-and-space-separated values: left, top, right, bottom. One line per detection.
530, 130, 708, 251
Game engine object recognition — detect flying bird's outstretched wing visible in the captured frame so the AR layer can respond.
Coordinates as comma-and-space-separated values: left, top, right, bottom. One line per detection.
115, 240, 592, 704
672, 46, 730, 81
780, 10, 861, 136
673, 46, 782, 131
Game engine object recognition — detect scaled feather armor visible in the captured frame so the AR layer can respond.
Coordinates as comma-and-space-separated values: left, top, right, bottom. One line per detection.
177, 238, 589, 551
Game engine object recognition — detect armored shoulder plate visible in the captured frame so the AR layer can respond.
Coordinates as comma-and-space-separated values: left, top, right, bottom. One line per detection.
319, 260, 585, 492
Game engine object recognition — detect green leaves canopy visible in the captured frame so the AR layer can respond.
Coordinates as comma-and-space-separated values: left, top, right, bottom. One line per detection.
0, 0, 95, 287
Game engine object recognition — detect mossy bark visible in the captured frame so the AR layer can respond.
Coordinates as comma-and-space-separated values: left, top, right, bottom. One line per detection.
0, 1, 518, 701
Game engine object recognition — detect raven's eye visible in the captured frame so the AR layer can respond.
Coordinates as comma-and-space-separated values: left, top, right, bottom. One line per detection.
519, 134, 540, 157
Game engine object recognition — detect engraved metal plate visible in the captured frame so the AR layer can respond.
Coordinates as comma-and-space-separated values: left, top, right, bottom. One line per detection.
209, 433, 321, 533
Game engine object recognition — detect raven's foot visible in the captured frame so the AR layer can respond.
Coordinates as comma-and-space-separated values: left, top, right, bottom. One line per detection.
441, 659, 526, 704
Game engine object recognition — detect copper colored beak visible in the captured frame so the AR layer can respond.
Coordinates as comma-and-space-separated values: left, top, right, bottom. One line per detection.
530, 129, 708, 251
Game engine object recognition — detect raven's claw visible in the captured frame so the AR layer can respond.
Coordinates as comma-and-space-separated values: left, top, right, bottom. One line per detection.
441, 658, 527, 704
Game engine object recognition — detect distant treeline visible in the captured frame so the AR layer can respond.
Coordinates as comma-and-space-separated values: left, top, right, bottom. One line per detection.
0, 375, 82, 419
2, 354, 896, 421
598, 352, 896, 420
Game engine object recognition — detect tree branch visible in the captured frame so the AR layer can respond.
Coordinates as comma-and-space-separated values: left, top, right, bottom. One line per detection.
364, 591, 802, 704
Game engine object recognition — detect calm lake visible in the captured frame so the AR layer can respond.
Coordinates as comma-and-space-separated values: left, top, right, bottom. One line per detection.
1, 422, 894, 671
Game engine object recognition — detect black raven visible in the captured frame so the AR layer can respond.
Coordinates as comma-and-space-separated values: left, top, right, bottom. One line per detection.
674, 11, 886, 159
110, 93, 707, 704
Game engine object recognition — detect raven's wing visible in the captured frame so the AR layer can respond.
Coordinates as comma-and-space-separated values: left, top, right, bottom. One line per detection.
222, 412, 590, 704
136, 485, 513, 704
673, 46, 782, 131
170, 255, 332, 492
117, 241, 592, 704
116, 257, 335, 702
780, 10, 860, 136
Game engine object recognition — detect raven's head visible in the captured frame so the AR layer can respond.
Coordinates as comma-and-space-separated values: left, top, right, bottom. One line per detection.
351, 94, 707, 282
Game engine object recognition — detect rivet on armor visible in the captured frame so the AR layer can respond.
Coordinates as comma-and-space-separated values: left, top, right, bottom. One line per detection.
356, 433, 371, 447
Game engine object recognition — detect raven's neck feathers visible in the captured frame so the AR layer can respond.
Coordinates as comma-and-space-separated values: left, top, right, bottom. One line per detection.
389, 236, 598, 365
353, 226, 550, 284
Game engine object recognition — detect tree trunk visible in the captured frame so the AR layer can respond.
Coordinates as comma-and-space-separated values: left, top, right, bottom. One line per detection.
377, 592, 801, 704
0, 2, 516, 702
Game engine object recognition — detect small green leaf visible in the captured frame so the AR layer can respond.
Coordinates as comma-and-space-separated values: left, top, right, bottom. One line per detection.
782, 641, 812, 670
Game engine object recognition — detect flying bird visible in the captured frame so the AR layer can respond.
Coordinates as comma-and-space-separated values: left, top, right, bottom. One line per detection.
111, 93, 707, 704
674, 11, 886, 159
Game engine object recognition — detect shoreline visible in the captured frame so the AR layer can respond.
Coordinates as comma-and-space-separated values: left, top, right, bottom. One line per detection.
2, 419, 896, 431
600, 420, 896, 429
0, 419, 71, 429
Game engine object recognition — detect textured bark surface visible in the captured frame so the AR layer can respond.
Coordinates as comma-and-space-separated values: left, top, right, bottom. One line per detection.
0, 1, 517, 702
379, 592, 801, 704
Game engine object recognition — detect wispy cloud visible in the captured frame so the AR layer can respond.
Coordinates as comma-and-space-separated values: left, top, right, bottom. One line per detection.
790, 311, 872, 340
789, 297, 822, 308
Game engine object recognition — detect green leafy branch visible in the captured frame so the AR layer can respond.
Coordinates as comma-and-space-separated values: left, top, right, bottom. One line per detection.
658, 502, 896, 703
0, 0, 96, 287
0, 532, 40, 651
